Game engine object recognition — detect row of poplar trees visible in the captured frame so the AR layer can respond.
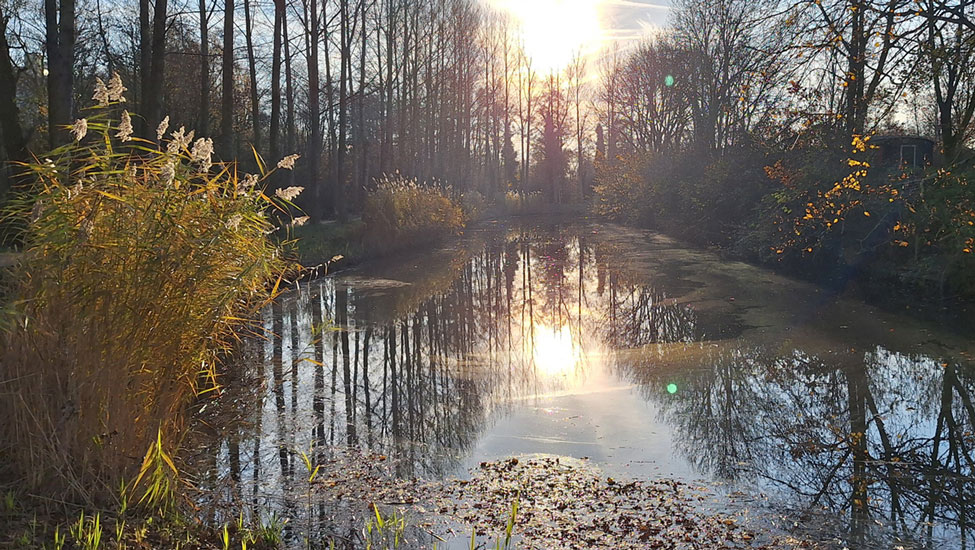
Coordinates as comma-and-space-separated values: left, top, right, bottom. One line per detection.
0, 0, 590, 218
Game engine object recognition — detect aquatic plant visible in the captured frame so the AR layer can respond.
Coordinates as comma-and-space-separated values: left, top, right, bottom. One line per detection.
363, 504, 407, 550
0, 76, 295, 505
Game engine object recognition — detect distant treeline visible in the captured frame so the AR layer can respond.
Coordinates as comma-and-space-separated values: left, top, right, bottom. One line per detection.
588, 0, 975, 305
2, 0, 975, 300
0, 0, 589, 220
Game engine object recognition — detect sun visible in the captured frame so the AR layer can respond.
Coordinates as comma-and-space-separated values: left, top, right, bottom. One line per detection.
487, 0, 606, 73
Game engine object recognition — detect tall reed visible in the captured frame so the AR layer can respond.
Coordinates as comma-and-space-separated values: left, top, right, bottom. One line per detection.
362, 173, 465, 252
0, 76, 296, 505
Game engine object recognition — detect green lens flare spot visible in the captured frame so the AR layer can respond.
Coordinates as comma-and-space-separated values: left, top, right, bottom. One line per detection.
664, 75, 675, 87
667, 383, 678, 394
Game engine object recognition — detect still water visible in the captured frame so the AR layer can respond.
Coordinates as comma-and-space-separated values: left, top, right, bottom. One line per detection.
191, 219, 975, 549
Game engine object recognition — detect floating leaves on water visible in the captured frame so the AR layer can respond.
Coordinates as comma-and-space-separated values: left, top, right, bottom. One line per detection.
284, 449, 815, 549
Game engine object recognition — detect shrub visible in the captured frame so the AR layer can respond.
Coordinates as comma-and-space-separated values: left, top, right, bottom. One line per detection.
0, 81, 293, 504
892, 164, 975, 296
460, 189, 487, 221
501, 190, 546, 216
362, 174, 465, 251
592, 148, 772, 246
592, 154, 651, 224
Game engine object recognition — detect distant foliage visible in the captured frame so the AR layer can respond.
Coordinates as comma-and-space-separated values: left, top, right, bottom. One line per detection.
591, 132, 975, 298
752, 137, 975, 293
592, 154, 650, 224
460, 190, 487, 221
502, 190, 546, 216
362, 174, 465, 251
593, 148, 772, 246
0, 91, 292, 503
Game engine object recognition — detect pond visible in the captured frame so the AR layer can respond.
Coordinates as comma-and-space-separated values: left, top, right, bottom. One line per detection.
189, 219, 975, 549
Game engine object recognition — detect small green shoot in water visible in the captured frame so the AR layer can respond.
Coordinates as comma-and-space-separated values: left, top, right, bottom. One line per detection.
503, 492, 520, 548
299, 450, 320, 482
364, 504, 406, 549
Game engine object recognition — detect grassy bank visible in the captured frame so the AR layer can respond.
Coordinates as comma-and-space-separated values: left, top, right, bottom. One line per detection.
290, 218, 368, 269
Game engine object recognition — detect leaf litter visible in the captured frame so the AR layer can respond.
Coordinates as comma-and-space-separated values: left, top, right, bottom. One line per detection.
302, 450, 822, 549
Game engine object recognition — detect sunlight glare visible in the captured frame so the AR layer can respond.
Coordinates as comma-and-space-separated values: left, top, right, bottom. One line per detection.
487, 0, 605, 73
530, 324, 580, 377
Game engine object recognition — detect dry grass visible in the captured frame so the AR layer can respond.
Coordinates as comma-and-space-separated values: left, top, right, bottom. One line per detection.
362, 173, 465, 252
0, 90, 292, 506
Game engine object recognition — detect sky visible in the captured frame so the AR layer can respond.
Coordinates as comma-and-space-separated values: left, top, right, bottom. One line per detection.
481, 0, 675, 73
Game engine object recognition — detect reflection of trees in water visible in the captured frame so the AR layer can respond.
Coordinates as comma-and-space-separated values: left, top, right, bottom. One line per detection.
615, 318, 975, 547
194, 230, 577, 502
590, 242, 699, 348
192, 224, 975, 548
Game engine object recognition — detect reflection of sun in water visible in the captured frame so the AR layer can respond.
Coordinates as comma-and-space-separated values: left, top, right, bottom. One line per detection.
486, 0, 605, 73
530, 324, 581, 377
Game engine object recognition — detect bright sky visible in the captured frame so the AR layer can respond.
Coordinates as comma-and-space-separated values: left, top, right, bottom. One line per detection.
482, 0, 674, 73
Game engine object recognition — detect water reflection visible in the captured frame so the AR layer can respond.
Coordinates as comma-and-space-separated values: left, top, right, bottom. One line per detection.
191, 222, 975, 549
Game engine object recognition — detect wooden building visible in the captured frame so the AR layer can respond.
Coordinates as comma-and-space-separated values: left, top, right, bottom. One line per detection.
870, 135, 936, 169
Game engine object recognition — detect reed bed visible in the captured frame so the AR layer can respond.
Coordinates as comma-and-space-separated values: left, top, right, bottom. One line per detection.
0, 78, 294, 507
362, 174, 465, 252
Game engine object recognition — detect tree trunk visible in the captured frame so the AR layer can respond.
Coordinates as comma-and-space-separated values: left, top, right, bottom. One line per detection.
305, 0, 321, 218
219, 0, 234, 159
283, 3, 295, 187
0, 6, 29, 196
198, 0, 210, 136
45, 0, 75, 149
269, 0, 283, 168
243, 0, 261, 152
139, 0, 150, 117
144, 0, 169, 136
322, 4, 336, 217
356, 0, 367, 206
336, 0, 349, 221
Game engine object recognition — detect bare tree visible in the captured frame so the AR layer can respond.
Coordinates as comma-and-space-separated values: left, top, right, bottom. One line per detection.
0, 4, 28, 196
269, 0, 284, 166
303, 0, 322, 217
198, 0, 212, 135
243, 0, 260, 151
219, 0, 234, 158
568, 50, 589, 197
922, 0, 975, 160
794, 0, 918, 138
45, 0, 75, 148
143, 0, 169, 135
